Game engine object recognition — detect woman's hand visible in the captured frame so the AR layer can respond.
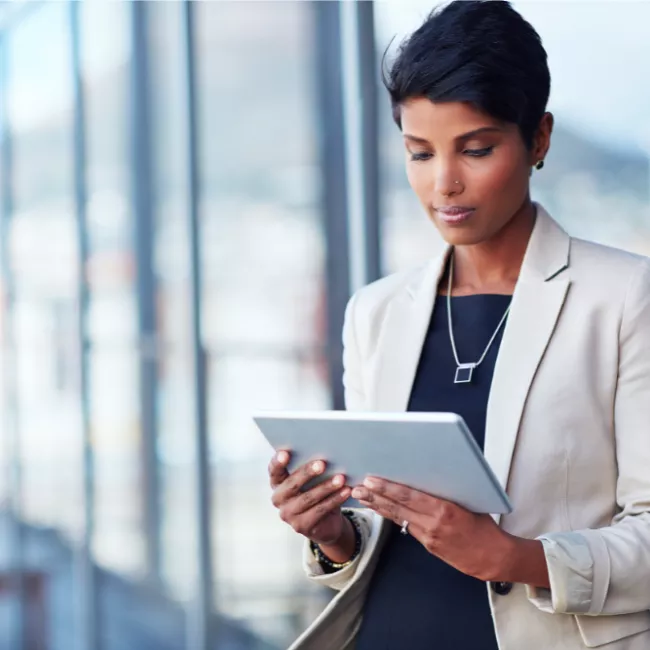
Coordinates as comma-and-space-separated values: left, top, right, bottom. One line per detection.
269, 451, 356, 563
352, 477, 549, 587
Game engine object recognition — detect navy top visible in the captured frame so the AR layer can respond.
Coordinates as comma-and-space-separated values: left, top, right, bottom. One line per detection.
355, 293, 511, 650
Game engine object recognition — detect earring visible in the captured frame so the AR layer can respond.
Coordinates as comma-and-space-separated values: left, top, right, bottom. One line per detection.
535, 160, 545, 171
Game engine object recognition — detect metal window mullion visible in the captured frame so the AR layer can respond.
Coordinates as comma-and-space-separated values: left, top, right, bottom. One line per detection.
355, 1, 382, 283
69, 3, 98, 650
338, 0, 382, 294
315, 1, 381, 410
0, 30, 27, 650
130, 0, 162, 588
315, 2, 351, 411
180, 2, 214, 650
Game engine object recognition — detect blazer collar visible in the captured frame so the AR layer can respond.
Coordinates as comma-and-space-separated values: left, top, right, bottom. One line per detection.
519, 203, 570, 282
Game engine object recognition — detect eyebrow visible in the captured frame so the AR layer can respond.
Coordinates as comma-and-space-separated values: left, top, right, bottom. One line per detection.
403, 126, 503, 145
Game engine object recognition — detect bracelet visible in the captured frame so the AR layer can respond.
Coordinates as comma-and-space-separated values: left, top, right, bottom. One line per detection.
310, 510, 363, 572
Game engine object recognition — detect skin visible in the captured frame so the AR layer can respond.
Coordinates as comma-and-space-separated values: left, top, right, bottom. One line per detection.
270, 98, 554, 587
399, 98, 553, 296
269, 452, 356, 563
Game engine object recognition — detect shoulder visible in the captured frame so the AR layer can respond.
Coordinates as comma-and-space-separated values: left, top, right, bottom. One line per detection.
566, 238, 650, 334
568, 237, 650, 291
344, 262, 433, 349
351, 262, 430, 317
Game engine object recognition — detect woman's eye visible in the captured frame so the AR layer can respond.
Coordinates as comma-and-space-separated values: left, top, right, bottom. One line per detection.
463, 146, 494, 157
409, 152, 433, 162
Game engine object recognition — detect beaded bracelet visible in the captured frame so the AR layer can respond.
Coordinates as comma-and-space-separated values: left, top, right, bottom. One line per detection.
310, 510, 363, 573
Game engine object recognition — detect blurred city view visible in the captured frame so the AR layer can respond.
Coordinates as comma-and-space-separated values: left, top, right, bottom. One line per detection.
0, 1, 648, 650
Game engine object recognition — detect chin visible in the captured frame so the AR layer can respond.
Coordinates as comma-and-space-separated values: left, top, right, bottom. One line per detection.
433, 222, 489, 247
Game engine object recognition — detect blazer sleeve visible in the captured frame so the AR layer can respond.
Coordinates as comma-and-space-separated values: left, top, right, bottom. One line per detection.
527, 257, 650, 615
341, 291, 367, 412
301, 292, 374, 591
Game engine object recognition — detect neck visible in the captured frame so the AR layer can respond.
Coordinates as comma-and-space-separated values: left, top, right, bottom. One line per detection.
451, 200, 536, 292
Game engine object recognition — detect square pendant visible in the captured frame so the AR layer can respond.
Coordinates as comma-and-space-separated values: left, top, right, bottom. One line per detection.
454, 363, 476, 384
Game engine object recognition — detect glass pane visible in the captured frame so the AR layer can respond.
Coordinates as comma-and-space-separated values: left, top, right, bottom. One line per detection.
374, 0, 650, 273
6, 0, 81, 541
4, 5, 82, 650
194, 1, 330, 646
79, 0, 146, 580
148, 1, 196, 626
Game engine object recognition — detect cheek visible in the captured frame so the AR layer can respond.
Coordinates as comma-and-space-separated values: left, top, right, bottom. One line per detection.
475, 152, 528, 196
405, 164, 431, 202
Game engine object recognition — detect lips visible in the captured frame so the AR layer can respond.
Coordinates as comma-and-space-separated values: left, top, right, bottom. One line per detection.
435, 206, 476, 225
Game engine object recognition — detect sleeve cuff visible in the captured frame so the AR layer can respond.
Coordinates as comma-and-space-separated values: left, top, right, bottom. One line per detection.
526, 531, 599, 614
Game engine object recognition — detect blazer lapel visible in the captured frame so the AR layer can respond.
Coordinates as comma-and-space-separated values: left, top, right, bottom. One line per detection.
484, 206, 571, 522
371, 246, 451, 412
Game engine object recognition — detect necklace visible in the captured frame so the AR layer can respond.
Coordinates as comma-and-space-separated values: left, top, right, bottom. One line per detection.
446, 253, 512, 384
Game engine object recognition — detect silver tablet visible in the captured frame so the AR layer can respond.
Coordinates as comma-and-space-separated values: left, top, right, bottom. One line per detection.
254, 410, 512, 515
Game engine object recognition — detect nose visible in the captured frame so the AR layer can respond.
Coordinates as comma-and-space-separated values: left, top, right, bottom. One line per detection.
434, 161, 464, 197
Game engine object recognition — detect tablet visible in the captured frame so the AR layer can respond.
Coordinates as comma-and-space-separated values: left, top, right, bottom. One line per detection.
254, 410, 512, 515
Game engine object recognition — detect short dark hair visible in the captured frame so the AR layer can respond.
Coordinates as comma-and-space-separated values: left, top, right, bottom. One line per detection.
383, 0, 550, 149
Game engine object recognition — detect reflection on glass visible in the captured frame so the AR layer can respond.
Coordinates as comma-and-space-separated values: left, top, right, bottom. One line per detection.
79, 0, 145, 577
3, 5, 82, 650
148, 1, 196, 617
6, 0, 83, 540
374, 0, 650, 274
194, 1, 330, 646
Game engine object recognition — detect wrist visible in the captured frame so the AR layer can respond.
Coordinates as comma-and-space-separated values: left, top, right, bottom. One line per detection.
488, 533, 550, 589
313, 513, 359, 567
485, 531, 521, 582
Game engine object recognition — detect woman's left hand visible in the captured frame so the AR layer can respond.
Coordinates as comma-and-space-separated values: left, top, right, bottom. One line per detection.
352, 477, 515, 582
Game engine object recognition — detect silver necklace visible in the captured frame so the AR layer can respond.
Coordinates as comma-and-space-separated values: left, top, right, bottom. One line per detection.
447, 253, 511, 384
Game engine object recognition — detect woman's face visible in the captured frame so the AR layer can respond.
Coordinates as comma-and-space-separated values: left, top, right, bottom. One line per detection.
400, 98, 551, 246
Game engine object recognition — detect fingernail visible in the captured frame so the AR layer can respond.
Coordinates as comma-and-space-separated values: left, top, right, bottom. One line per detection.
363, 478, 377, 489
332, 475, 344, 487
277, 451, 289, 464
311, 461, 325, 474
352, 487, 366, 500
340, 487, 351, 498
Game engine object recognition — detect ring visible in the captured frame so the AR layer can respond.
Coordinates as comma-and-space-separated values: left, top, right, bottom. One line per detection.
400, 520, 409, 536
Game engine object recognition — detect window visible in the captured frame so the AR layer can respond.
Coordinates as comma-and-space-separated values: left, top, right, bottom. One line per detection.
6, 0, 82, 539
148, 1, 196, 615
194, 1, 330, 645
79, 0, 145, 577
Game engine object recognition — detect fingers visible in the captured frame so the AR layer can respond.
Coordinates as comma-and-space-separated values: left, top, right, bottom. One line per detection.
268, 450, 291, 489
353, 487, 418, 527
271, 458, 326, 507
354, 489, 432, 548
361, 477, 430, 510
269, 451, 352, 541
284, 473, 347, 517
289, 486, 352, 538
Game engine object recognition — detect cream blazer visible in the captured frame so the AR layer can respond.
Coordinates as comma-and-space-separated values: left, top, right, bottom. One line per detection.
289, 205, 650, 650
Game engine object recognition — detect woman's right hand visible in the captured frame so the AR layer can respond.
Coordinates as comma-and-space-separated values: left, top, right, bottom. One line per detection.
269, 451, 356, 563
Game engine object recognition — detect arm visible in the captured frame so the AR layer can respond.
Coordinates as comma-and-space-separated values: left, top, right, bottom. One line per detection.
527, 258, 650, 615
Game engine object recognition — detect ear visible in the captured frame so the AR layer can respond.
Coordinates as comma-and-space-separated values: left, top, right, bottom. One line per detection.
530, 112, 554, 167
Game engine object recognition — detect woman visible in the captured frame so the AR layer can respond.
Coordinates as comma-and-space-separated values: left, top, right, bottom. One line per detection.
269, 2, 650, 648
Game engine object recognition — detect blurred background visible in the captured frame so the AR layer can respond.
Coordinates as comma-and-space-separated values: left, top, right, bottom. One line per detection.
0, 1, 648, 649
